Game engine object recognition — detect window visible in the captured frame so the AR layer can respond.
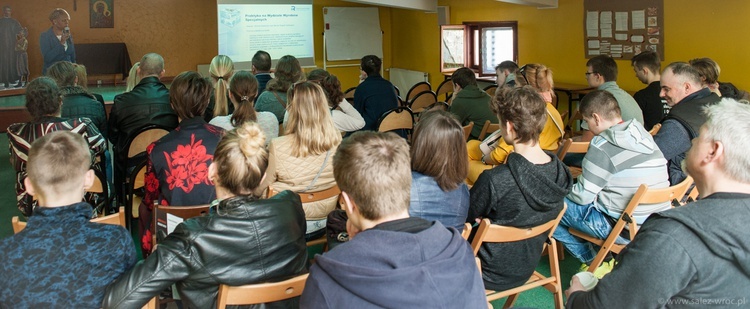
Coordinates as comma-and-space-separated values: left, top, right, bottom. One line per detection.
440, 21, 518, 77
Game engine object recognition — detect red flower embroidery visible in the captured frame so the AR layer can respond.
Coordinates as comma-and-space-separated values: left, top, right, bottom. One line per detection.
163, 134, 213, 193
142, 229, 153, 253
144, 170, 160, 193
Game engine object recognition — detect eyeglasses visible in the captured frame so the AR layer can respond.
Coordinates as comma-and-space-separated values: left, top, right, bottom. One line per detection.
585, 71, 599, 77
518, 65, 530, 84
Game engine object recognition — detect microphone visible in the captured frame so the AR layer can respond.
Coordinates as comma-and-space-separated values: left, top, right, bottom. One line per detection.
64, 27, 70, 35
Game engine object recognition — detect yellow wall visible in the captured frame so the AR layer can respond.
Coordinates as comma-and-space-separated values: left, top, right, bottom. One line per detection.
391, 0, 750, 98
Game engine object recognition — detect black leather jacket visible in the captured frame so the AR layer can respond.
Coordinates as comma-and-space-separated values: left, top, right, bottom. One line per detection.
103, 191, 308, 309
108, 76, 178, 155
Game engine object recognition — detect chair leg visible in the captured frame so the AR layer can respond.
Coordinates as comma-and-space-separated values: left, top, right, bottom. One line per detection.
587, 245, 611, 273
502, 294, 519, 309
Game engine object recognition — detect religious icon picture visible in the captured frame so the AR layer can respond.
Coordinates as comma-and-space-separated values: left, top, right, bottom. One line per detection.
90, 0, 114, 28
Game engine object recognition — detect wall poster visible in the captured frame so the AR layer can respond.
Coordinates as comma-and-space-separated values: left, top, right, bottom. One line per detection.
583, 0, 663, 60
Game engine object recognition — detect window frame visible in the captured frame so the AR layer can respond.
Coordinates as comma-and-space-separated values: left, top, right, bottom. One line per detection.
464, 21, 518, 77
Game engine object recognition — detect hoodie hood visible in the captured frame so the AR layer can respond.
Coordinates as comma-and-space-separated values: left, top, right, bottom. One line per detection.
655, 192, 750, 276
310, 221, 486, 308
597, 119, 657, 154
507, 151, 573, 212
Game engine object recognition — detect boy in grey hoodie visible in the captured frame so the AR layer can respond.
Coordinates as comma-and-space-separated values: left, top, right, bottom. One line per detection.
566, 98, 750, 308
553, 90, 669, 269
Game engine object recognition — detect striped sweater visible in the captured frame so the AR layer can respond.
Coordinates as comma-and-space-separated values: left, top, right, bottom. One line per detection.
568, 119, 669, 223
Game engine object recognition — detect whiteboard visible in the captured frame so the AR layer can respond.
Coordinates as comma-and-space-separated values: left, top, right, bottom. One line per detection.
323, 7, 383, 61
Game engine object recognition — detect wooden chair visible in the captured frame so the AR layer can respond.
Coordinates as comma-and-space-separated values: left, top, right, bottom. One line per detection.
556, 138, 589, 178
477, 120, 501, 140
408, 90, 437, 114
462, 122, 474, 141
152, 204, 211, 245
461, 223, 472, 240
571, 176, 693, 273
406, 81, 431, 102
435, 78, 454, 101
483, 84, 498, 98
122, 125, 170, 230
141, 297, 157, 309
471, 204, 567, 309
648, 123, 662, 136
216, 273, 309, 308
343, 87, 356, 99
12, 206, 126, 234
376, 107, 415, 136
684, 183, 700, 204
564, 111, 584, 139
267, 185, 342, 251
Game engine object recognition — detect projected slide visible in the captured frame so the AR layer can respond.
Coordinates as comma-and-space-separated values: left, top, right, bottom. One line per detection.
218, 3, 314, 66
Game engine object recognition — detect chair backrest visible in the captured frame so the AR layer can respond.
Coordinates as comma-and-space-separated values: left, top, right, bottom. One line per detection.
477, 120, 501, 140
127, 127, 170, 158
376, 107, 415, 133
409, 90, 438, 114
461, 223, 472, 240
470, 204, 567, 256
435, 79, 454, 101
216, 273, 310, 308
406, 81, 431, 102
483, 84, 498, 98
343, 87, 356, 99
267, 184, 341, 203
648, 123, 662, 136
152, 204, 211, 244
462, 122, 474, 141
556, 138, 590, 160
12, 206, 126, 234
618, 176, 694, 238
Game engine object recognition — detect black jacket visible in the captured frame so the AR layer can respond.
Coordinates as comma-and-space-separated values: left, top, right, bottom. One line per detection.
60, 86, 108, 138
108, 76, 178, 155
103, 191, 309, 309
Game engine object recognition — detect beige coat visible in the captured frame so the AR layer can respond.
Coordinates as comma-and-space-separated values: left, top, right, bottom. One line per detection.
258, 135, 338, 220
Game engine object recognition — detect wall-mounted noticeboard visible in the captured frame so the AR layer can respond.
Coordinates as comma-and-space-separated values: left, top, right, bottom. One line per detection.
583, 0, 664, 60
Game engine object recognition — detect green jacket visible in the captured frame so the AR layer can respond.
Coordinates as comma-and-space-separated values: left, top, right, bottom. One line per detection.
449, 84, 497, 139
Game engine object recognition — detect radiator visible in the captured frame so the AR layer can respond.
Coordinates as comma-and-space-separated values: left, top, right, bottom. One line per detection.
389, 68, 429, 98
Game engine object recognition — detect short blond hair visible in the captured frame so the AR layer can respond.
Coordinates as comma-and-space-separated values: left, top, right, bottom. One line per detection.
702, 98, 750, 183
333, 131, 411, 220
27, 131, 90, 199
285, 81, 341, 157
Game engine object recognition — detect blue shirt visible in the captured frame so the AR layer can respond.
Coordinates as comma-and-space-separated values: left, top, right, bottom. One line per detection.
409, 171, 470, 231
0, 202, 136, 308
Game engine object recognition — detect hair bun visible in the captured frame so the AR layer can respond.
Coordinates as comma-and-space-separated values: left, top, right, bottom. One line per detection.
235, 122, 266, 158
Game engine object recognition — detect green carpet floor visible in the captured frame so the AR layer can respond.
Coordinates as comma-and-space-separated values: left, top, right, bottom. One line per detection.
0, 130, 580, 308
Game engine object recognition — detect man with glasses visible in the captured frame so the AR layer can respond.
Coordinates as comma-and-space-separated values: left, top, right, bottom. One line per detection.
582, 55, 644, 141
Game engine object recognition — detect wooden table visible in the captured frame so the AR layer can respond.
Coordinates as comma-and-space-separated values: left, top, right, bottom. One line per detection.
554, 83, 594, 120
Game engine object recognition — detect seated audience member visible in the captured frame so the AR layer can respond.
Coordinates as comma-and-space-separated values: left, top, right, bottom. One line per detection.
448, 67, 496, 140
553, 90, 669, 277
72, 63, 105, 106
689, 57, 721, 97
209, 70, 278, 142
104, 122, 307, 308
654, 62, 720, 185
255, 55, 302, 123
582, 55, 643, 141
566, 98, 750, 307
203, 54, 235, 122
305, 69, 365, 132
495, 60, 519, 87
258, 81, 341, 240
108, 53, 178, 201
0, 131, 136, 307
8, 77, 106, 216
301, 131, 487, 308
353, 55, 399, 131
466, 63, 565, 185
409, 110, 470, 231
251, 50, 272, 93
124, 61, 140, 92
467, 86, 572, 291
46, 61, 107, 138
138, 71, 224, 257
631, 51, 668, 131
